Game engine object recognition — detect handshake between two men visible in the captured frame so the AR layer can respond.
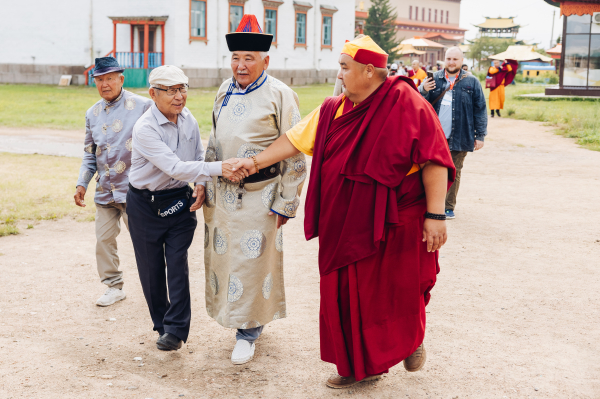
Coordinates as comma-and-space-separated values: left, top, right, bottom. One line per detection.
190, 157, 289, 228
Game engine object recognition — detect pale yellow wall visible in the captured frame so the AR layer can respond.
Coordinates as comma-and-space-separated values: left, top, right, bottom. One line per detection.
356, 0, 461, 26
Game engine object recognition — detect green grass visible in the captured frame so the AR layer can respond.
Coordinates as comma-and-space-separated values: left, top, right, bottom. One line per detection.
293, 85, 337, 116
0, 152, 97, 236
498, 84, 600, 151
0, 83, 334, 138
0, 84, 100, 130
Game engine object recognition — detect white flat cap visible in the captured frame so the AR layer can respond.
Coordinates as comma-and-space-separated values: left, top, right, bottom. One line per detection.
149, 65, 189, 87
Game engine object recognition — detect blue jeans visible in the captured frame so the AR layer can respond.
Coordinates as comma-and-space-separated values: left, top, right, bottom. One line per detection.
236, 326, 263, 344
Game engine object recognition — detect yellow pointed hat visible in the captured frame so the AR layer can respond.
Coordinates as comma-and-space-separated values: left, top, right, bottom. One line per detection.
341, 36, 388, 68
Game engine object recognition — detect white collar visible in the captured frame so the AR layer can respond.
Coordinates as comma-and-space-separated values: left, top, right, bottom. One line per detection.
235, 80, 247, 93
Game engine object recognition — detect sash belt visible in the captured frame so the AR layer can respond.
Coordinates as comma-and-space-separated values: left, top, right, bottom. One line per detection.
219, 162, 281, 185
244, 162, 281, 184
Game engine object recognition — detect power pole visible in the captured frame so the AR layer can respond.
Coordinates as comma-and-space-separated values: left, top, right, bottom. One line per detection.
550, 10, 556, 48
89, 0, 94, 66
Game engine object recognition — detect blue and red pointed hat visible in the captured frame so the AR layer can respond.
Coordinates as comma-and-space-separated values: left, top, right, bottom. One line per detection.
226, 14, 273, 52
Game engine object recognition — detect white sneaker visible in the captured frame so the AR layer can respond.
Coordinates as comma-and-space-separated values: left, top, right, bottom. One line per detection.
231, 339, 255, 365
96, 287, 126, 307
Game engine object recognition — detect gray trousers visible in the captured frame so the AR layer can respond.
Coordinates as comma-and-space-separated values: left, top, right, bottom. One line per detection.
236, 326, 263, 344
95, 202, 128, 289
445, 151, 468, 211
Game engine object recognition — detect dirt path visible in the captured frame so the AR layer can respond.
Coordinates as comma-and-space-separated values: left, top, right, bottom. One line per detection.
0, 128, 82, 157
1, 118, 599, 398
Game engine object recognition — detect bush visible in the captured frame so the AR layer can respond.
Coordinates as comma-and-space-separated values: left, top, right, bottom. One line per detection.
507, 108, 516, 116
519, 72, 559, 85
473, 71, 487, 83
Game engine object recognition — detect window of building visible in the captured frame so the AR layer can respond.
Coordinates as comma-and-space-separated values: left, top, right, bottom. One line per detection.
190, 0, 206, 39
428, 9, 431, 22
435, 9, 437, 23
265, 8, 277, 43
422, 8, 425, 21
296, 12, 307, 45
446, 11, 449, 24
322, 15, 332, 47
230, 5, 243, 32
563, 14, 600, 88
415, 7, 418, 20
409, 6, 412, 20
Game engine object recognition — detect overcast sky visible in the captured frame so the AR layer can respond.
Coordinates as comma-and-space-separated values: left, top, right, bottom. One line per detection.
459, 0, 563, 50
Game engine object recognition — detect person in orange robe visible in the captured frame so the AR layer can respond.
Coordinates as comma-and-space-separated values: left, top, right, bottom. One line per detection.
411, 59, 428, 87
487, 60, 514, 117
231, 36, 455, 389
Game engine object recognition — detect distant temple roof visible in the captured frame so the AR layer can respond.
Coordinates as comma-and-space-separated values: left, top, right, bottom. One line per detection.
423, 32, 464, 41
392, 43, 427, 56
489, 45, 552, 62
475, 17, 520, 29
547, 44, 562, 55
355, 10, 368, 20
401, 37, 446, 49
547, 44, 562, 59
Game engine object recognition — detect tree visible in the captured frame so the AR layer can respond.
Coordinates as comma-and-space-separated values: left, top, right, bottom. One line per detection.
536, 48, 551, 57
467, 37, 513, 70
364, 0, 400, 59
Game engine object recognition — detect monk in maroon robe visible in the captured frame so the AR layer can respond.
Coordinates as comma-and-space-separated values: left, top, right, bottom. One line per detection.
233, 36, 456, 389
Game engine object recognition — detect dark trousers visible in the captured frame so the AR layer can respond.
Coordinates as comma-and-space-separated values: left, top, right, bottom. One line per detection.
126, 188, 197, 342
445, 150, 468, 211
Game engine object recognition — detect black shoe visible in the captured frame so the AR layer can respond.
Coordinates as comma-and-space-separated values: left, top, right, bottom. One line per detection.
496, 110, 501, 117
490, 110, 494, 118
156, 333, 182, 351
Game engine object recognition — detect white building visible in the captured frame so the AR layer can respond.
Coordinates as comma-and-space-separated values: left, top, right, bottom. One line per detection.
0, 0, 354, 86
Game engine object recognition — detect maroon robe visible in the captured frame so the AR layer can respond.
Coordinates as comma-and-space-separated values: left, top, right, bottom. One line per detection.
305, 76, 456, 380
486, 60, 519, 90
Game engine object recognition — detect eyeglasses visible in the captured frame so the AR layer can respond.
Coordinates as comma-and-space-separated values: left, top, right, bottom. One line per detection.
153, 85, 188, 96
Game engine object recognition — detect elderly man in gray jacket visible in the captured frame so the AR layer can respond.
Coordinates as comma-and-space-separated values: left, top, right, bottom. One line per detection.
74, 57, 152, 306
